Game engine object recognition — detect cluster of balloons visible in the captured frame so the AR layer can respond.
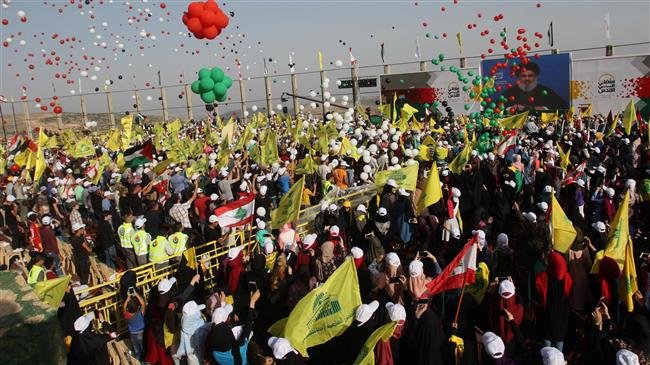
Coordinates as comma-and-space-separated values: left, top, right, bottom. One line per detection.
190, 66, 233, 104
182, 0, 229, 40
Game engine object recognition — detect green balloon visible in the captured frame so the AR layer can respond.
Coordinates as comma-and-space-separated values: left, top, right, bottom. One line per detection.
467, 71, 475, 76
426, 33, 431, 38
201, 91, 216, 104
434, 35, 439, 39
440, 66, 446, 71
217, 93, 227, 102
423, 103, 430, 108
450, 66, 457, 73
210, 67, 225, 83
469, 91, 476, 98
198, 68, 211, 79
431, 59, 439, 65
542, 90, 548, 96
464, 104, 471, 111
213, 83, 227, 98
480, 101, 487, 107
191, 80, 201, 94
462, 86, 469, 92
472, 79, 481, 86
433, 101, 440, 107
463, 78, 469, 84
438, 53, 445, 61
200, 78, 216, 92
222, 76, 233, 89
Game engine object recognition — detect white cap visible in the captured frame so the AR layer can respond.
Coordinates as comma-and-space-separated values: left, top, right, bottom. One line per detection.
616, 349, 640, 365
256, 207, 266, 218
523, 212, 537, 223
356, 204, 366, 213
135, 217, 147, 228
73, 313, 94, 333
409, 260, 424, 277
71, 222, 86, 232
497, 233, 508, 247
596, 165, 606, 174
355, 300, 379, 326
386, 179, 398, 188
267, 337, 297, 360
498, 279, 516, 299
351, 247, 364, 259
259, 185, 268, 196
320, 154, 328, 162
209, 215, 218, 223
264, 239, 274, 254
257, 220, 266, 230
42, 216, 52, 225
505, 180, 516, 188
385, 302, 407, 322
303, 233, 318, 248
606, 187, 615, 197
228, 246, 245, 260
592, 221, 606, 233
377, 207, 388, 217
182, 300, 206, 315
210, 193, 219, 201
451, 187, 461, 198
157, 277, 177, 294
103, 191, 113, 197
5, 194, 16, 202
328, 203, 338, 211
576, 179, 585, 187
397, 188, 409, 196
211, 304, 233, 325
83, 181, 91, 187
544, 185, 553, 193
482, 332, 505, 359
540, 346, 565, 365
197, 188, 204, 194
386, 252, 400, 267
537, 202, 548, 212
330, 225, 340, 237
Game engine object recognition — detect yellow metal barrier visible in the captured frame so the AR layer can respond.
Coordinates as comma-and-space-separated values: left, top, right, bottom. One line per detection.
77, 185, 375, 336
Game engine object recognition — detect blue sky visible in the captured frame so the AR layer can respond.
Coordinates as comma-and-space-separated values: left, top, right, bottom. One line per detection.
1, 0, 648, 115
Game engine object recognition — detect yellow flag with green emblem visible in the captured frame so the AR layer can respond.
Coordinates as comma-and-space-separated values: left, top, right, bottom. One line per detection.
556, 142, 571, 172
375, 163, 419, 192
591, 191, 631, 273
541, 111, 559, 124
417, 144, 430, 162
34, 275, 70, 309
70, 138, 95, 158
620, 235, 638, 312
499, 111, 529, 130
107, 129, 121, 151
120, 115, 133, 148
416, 162, 442, 214
261, 131, 279, 166
623, 100, 637, 136
448, 143, 473, 174
353, 321, 398, 365
268, 257, 362, 357
550, 194, 577, 253
295, 154, 318, 175
400, 103, 419, 122
270, 176, 304, 229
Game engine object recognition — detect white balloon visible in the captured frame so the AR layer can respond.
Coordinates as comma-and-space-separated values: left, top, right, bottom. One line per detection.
90, 75, 97, 81
342, 101, 348, 106
324, 101, 330, 108
35, 103, 41, 109
323, 91, 331, 99
336, 80, 342, 86
251, 105, 258, 111
326, 114, 333, 120
309, 90, 317, 98
243, 111, 249, 117
335, 60, 343, 67
363, 165, 372, 173
342, 95, 349, 102
18, 39, 25, 45
390, 142, 398, 150
360, 172, 369, 181
17, 10, 25, 18
276, 104, 283, 111
324, 78, 330, 83
104, 80, 111, 85
70, 90, 76, 95
310, 102, 317, 109
362, 155, 371, 163
146, 96, 153, 101
368, 144, 378, 154
329, 97, 336, 103
299, 104, 305, 110
94, 66, 101, 72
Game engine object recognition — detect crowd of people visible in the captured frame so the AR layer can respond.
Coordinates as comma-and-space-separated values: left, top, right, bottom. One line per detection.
2, 105, 650, 365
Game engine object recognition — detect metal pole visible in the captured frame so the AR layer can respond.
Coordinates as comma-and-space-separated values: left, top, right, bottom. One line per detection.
80, 94, 88, 125
320, 70, 327, 117
184, 84, 194, 121
351, 64, 360, 120
22, 101, 32, 139
383, 64, 391, 75
134, 90, 142, 115
160, 87, 169, 122
238, 78, 246, 121
106, 91, 116, 127
0, 104, 8, 142
10, 99, 18, 134
264, 76, 273, 116
419, 61, 427, 72
460, 58, 467, 69
605, 45, 613, 56
290, 73, 299, 117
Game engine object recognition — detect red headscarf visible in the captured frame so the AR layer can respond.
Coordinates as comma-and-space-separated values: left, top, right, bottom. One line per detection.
535, 251, 573, 308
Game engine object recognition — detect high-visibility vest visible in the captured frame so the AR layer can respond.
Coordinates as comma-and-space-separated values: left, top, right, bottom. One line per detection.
167, 232, 188, 256
149, 236, 168, 262
132, 230, 151, 257
28, 265, 45, 285
117, 223, 135, 248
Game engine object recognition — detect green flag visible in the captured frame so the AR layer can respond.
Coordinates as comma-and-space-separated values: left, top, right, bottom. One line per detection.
270, 176, 305, 229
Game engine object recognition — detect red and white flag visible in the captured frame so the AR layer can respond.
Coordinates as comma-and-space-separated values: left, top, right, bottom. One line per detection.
425, 236, 478, 297
496, 130, 517, 158
562, 161, 586, 186
214, 193, 256, 229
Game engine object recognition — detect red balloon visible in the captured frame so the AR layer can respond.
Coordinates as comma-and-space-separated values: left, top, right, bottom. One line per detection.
35, 97, 41, 102
160, 2, 166, 9
2, 19, 8, 25
49, 101, 55, 107
204, 0, 219, 12
215, 11, 228, 28
203, 25, 218, 39
53, 105, 63, 114
187, 2, 204, 17
186, 17, 203, 33
528, 96, 535, 103
182, 13, 189, 25
199, 11, 216, 27
40, 105, 48, 111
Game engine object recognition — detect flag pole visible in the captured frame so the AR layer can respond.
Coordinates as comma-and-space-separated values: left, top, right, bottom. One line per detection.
452, 270, 469, 327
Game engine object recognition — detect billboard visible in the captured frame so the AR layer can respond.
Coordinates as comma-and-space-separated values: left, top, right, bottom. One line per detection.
379, 69, 480, 116
481, 53, 572, 111
571, 55, 650, 118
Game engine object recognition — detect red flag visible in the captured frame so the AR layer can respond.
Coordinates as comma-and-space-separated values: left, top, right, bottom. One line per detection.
425, 236, 478, 297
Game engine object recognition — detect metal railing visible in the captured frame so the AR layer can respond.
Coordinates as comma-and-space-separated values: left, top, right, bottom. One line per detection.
1, 41, 648, 140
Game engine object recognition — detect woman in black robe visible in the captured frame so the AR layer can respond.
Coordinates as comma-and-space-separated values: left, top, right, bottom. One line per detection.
401, 301, 445, 365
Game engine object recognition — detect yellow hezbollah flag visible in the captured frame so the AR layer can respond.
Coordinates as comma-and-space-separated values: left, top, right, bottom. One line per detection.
541, 111, 559, 124
416, 162, 442, 214
121, 115, 133, 148
183, 247, 198, 270
556, 142, 571, 172
34, 128, 49, 183
591, 191, 631, 273
270, 176, 305, 229
499, 111, 529, 130
400, 103, 419, 122
269, 257, 362, 357
318, 51, 324, 71
580, 104, 592, 118
353, 321, 398, 365
448, 142, 473, 174
550, 194, 577, 253
466, 262, 490, 304
34, 275, 70, 309
70, 138, 95, 158
375, 163, 419, 192
261, 131, 280, 166
620, 237, 638, 312
106, 129, 121, 151
417, 144, 430, 162
623, 100, 637, 136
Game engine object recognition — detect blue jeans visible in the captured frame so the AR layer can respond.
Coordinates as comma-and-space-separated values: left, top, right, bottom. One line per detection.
130, 330, 144, 360
544, 339, 564, 352
45, 252, 64, 276
104, 246, 117, 269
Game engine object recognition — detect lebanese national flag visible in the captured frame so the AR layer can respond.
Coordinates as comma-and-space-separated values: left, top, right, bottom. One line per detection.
496, 130, 517, 158
7, 134, 23, 155
425, 236, 478, 297
214, 193, 256, 229
562, 161, 586, 186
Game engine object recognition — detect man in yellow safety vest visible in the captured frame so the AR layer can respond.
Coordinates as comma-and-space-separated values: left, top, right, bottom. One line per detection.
167, 224, 189, 258
132, 218, 151, 266
27, 252, 46, 285
117, 212, 137, 269
149, 225, 175, 267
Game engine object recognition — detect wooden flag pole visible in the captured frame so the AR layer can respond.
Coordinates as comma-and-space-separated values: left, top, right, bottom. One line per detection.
452, 271, 469, 327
